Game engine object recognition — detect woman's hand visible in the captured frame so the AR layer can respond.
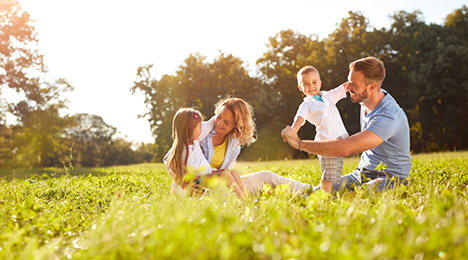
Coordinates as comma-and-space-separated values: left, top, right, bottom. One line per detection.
189, 183, 207, 196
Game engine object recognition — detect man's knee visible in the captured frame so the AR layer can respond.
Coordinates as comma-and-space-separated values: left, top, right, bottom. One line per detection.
334, 170, 362, 192
374, 177, 408, 191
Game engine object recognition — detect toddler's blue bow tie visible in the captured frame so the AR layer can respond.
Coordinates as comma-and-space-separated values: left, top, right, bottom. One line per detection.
313, 95, 324, 103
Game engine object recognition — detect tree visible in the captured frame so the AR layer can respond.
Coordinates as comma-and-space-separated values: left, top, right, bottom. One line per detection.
0, 123, 14, 168
323, 11, 387, 136
254, 16, 378, 160
67, 113, 117, 167
255, 29, 326, 159
440, 5, 468, 150
0, 0, 74, 169
132, 52, 260, 162
102, 138, 138, 166
0, 0, 73, 121
132, 7, 468, 161
445, 5, 468, 31
385, 8, 468, 152
133, 142, 154, 163
9, 107, 73, 168
131, 64, 178, 162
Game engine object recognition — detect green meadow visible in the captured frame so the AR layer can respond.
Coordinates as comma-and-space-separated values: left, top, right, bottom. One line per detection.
0, 151, 467, 259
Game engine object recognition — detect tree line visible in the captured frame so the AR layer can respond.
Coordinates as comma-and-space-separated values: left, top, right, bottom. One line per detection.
0, 0, 152, 169
133, 6, 468, 162
1, 0, 467, 168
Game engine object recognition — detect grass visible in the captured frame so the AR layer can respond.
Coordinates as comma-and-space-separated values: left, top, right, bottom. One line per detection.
0, 151, 467, 259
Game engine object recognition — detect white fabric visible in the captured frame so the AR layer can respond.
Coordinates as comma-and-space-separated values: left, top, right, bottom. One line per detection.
241, 171, 310, 195
199, 129, 241, 170
294, 84, 349, 141
184, 140, 212, 176
171, 170, 311, 197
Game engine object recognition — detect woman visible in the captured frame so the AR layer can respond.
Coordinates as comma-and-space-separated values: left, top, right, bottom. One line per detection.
199, 97, 310, 195
165, 108, 245, 199
164, 97, 309, 197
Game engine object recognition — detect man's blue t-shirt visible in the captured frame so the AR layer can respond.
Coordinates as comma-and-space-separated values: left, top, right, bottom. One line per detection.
358, 90, 412, 178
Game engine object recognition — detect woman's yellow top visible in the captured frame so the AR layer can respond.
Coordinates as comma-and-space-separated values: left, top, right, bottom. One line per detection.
210, 137, 228, 170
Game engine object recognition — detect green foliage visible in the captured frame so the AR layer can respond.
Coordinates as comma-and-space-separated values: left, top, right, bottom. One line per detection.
3, 1, 468, 169
0, 1, 153, 170
0, 0, 74, 169
1, 112, 153, 169
386, 6, 468, 152
134, 6, 468, 161
9, 108, 74, 168
0, 152, 467, 259
324, 11, 378, 135
0, 0, 73, 119
255, 29, 327, 160
374, 161, 387, 172
67, 113, 116, 167
131, 52, 261, 161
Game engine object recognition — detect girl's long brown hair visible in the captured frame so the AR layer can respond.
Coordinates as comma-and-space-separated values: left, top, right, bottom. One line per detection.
167, 108, 203, 185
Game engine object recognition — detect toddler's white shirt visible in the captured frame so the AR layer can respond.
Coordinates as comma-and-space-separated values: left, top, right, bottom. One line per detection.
294, 84, 349, 141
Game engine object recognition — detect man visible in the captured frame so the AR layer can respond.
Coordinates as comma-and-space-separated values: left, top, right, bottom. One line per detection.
281, 57, 412, 192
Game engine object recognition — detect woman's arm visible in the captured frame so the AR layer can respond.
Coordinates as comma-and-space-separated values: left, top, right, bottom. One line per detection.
229, 169, 245, 193
224, 141, 241, 170
199, 116, 216, 141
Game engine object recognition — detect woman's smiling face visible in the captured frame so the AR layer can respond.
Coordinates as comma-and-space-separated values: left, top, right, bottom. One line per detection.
215, 107, 237, 138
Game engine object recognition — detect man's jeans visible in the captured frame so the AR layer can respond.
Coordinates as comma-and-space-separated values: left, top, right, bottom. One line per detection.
313, 169, 408, 193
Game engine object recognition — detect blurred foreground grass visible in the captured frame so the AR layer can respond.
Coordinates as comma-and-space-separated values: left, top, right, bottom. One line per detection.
0, 151, 467, 259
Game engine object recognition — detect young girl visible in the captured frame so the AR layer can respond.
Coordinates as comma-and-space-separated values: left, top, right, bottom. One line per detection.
166, 108, 245, 198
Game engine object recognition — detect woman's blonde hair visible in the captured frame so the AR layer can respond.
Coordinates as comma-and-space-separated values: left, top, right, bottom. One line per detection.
167, 108, 203, 184
214, 98, 256, 147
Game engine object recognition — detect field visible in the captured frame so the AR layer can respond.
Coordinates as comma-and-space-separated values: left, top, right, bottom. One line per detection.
1, 151, 467, 259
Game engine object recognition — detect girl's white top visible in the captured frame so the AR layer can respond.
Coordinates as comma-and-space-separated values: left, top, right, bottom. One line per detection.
295, 84, 349, 141
184, 139, 212, 176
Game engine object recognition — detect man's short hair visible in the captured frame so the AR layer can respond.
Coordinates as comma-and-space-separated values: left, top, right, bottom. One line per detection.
349, 57, 386, 86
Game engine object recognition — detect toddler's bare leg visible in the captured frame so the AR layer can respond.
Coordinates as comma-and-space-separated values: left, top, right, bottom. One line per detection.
321, 180, 333, 193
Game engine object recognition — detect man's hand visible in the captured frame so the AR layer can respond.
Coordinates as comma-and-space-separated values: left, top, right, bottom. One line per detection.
281, 126, 301, 149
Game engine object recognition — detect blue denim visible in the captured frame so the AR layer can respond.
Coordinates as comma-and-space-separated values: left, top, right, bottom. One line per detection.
313, 169, 408, 193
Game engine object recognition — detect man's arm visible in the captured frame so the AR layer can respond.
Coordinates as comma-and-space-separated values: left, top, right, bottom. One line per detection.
281, 126, 384, 157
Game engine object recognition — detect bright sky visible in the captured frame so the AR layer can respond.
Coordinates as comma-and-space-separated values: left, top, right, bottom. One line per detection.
14, 0, 467, 144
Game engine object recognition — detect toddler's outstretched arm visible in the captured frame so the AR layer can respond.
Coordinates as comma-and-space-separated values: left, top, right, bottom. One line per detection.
291, 116, 305, 133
